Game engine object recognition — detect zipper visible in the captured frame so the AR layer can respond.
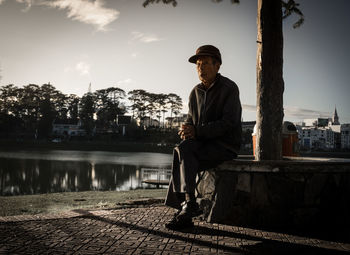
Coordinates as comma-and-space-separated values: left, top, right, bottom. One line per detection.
196, 87, 206, 126
198, 75, 219, 126
202, 90, 206, 126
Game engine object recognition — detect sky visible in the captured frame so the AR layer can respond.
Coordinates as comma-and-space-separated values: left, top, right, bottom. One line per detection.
0, 0, 349, 123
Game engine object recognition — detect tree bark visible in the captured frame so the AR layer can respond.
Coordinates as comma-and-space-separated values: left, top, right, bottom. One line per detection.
256, 0, 284, 160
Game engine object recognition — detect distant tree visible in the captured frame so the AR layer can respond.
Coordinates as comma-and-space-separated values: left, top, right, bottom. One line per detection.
0, 84, 23, 135
66, 94, 80, 120
95, 87, 126, 129
128, 89, 140, 119
158, 93, 169, 129
38, 97, 55, 138
0, 112, 23, 137
151, 93, 167, 128
142, 92, 155, 127
0, 85, 25, 136
37, 83, 63, 138
0, 83, 73, 138
79, 92, 96, 136
16, 84, 41, 134
0, 82, 185, 137
143, 0, 303, 160
0, 84, 18, 115
167, 93, 183, 128
128, 89, 149, 124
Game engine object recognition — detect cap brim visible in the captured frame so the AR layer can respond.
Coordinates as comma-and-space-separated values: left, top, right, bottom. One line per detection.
188, 55, 200, 64
188, 53, 221, 64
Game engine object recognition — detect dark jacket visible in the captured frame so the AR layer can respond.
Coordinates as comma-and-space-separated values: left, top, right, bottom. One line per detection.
185, 73, 242, 153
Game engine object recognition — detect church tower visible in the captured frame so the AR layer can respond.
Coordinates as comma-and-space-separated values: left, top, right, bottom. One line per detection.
332, 106, 340, 125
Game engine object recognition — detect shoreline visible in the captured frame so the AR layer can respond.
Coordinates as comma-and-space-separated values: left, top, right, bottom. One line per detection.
2, 140, 348, 158
0, 189, 167, 217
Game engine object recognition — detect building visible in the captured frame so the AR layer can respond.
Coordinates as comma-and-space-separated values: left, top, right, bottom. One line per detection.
242, 121, 256, 132
166, 114, 188, 129
330, 124, 341, 149
341, 124, 350, 149
241, 121, 256, 151
296, 106, 348, 150
332, 106, 340, 125
297, 123, 341, 150
141, 117, 160, 128
52, 119, 85, 137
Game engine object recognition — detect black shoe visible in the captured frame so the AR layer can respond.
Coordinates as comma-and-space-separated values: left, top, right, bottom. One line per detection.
165, 215, 194, 230
177, 200, 201, 219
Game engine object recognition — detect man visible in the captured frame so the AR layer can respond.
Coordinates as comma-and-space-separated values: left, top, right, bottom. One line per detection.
165, 45, 242, 230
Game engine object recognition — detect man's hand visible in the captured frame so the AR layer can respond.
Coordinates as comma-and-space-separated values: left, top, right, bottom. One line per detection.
178, 124, 196, 140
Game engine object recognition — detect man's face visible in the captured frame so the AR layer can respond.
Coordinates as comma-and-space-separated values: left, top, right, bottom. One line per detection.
196, 56, 220, 85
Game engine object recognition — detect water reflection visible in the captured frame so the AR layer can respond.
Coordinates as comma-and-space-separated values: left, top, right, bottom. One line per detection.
0, 151, 172, 196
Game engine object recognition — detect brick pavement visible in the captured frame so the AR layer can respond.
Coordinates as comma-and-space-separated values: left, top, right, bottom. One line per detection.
0, 205, 349, 255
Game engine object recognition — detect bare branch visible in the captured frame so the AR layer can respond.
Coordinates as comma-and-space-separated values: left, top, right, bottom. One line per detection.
143, 0, 302, 28
282, 0, 304, 29
293, 16, 304, 28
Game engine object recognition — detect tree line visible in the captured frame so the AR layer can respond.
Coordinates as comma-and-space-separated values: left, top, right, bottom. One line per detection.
0, 83, 183, 139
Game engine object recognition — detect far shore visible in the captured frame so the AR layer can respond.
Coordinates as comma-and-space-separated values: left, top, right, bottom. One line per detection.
1, 140, 349, 158
0, 140, 174, 154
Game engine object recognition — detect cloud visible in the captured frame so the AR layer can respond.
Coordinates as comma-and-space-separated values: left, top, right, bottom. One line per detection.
17, 0, 32, 12
117, 78, 133, 85
0, 0, 33, 11
131, 31, 163, 43
284, 106, 331, 119
242, 104, 331, 120
64, 66, 73, 73
10, 0, 119, 31
76, 61, 90, 75
43, 0, 119, 31
15, 0, 31, 6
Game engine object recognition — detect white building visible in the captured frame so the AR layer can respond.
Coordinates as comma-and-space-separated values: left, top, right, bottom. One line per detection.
296, 107, 344, 150
52, 119, 85, 137
166, 113, 188, 129
140, 117, 160, 128
341, 124, 350, 149
298, 126, 335, 150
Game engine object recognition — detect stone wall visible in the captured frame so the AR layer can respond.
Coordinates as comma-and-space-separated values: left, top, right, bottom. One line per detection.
196, 158, 350, 229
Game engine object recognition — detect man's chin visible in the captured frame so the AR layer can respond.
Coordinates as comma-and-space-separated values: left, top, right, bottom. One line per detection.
199, 76, 207, 83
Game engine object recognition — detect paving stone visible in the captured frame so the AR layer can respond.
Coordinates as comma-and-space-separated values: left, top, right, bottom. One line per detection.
0, 205, 349, 255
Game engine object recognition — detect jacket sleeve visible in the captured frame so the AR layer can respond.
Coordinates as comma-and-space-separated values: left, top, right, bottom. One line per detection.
184, 91, 195, 125
195, 86, 241, 139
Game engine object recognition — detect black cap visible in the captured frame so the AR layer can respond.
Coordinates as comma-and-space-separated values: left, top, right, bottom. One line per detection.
188, 45, 222, 64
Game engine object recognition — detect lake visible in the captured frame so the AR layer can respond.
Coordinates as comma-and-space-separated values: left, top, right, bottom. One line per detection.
0, 150, 172, 196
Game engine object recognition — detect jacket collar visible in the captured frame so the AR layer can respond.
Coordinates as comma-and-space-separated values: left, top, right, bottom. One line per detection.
197, 73, 221, 92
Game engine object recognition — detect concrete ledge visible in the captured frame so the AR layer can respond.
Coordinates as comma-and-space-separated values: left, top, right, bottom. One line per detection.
196, 157, 350, 229
215, 156, 350, 173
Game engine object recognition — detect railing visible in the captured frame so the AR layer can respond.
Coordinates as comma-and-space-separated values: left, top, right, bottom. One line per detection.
141, 168, 172, 188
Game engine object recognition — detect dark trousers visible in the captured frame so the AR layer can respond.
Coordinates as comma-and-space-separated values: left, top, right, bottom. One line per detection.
165, 139, 236, 209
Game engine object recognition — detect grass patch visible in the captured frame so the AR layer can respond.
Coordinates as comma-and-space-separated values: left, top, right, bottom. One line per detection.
0, 189, 167, 216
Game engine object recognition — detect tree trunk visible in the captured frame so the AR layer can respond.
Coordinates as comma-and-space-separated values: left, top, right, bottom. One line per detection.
256, 0, 284, 160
